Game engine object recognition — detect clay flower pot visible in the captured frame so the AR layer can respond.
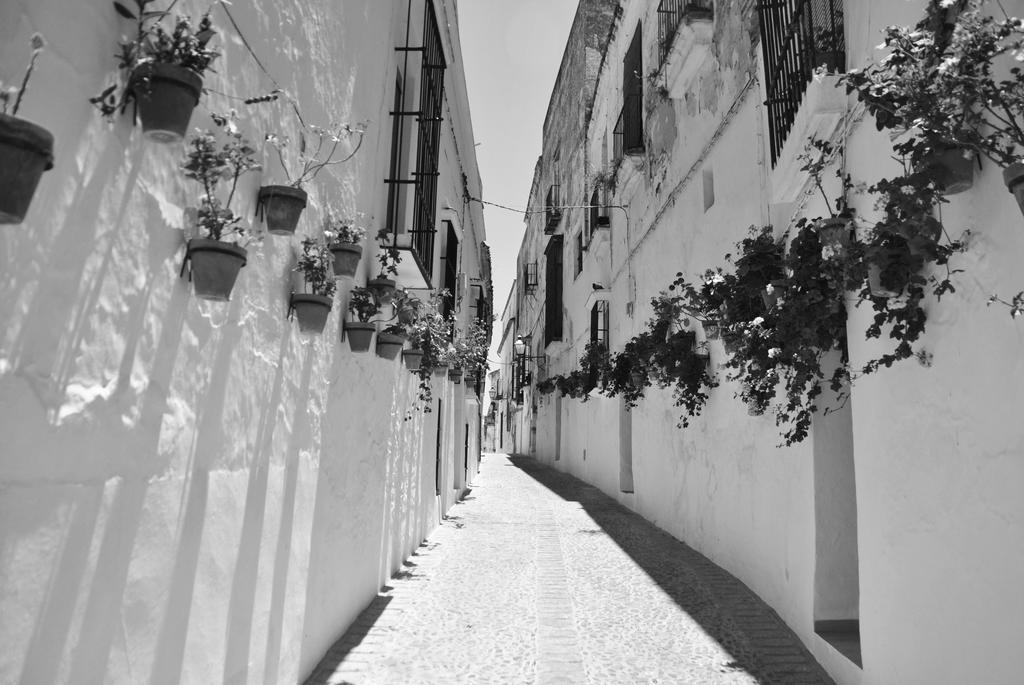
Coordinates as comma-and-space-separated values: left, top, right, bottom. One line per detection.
921, 145, 974, 195
448, 367, 464, 384
1002, 161, 1024, 219
0, 113, 54, 224
289, 293, 333, 334
257, 185, 308, 235
816, 216, 853, 252
867, 264, 904, 299
185, 238, 247, 301
402, 348, 424, 371
432, 362, 449, 378
367, 277, 397, 305
344, 321, 375, 352
128, 63, 202, 143
330, 243, 362, 278
375, 332, 406, 360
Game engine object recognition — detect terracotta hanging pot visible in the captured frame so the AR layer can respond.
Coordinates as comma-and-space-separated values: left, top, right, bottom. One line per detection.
344, 321, 375, 352
375, 332, 406, 360
0, 113, 54, 224
402, 348, 424, 371
367, 277, 397, 305
1002, 162, 1024, 219
185, 238, 247, 301
448, 367, 464, 384
816, 216, 854, 252
128, 62, 202, 143
257, 185, 307, 235
432, 362, 449, 378
920, 145, 974, 195
289, 293, 332, 334
330, 243, 362, 278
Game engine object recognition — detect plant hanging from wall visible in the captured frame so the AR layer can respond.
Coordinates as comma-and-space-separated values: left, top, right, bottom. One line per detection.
290, 237, 337, 334
0, 32, 54, 224
344, 286, 379, 352
405, 290, 456, 412
369, 227, 402, 304
180, 111, 261, 301
323, 210, 368, 278
258, 122, 367, 235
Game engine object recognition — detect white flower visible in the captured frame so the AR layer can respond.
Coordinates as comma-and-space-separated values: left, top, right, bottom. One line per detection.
821, 245, 839, 260
765, 283, 774, 294
752, 316, 765, 327
900, 185, 915, 195
768, 348, 781, 359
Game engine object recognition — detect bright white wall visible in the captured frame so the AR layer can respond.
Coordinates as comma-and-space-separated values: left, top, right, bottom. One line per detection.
0, 0, 481, 683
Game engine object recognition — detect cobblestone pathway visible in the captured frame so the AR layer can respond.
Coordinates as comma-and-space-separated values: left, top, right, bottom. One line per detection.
304, 454, 833, 685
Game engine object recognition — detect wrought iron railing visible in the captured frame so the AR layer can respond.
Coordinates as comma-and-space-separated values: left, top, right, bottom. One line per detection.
758, 0, 845, 165
613, 95, 644, 159
657, 0, 714, 67
545, 184, 562, 232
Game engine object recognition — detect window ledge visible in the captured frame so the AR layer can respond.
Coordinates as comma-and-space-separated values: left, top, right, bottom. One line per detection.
769, 73, 847, 204
660, 18, 713, 100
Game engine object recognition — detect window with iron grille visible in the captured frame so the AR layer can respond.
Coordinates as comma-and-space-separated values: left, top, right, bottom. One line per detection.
545, 184, 562, 232
615, 22, 645, 157
657, 0, 714, 68
590, 300, 609, 348
523, 261, 538, 291
385, 0, 446, 282
758, 0, 845, 165
544, 235, 564, 346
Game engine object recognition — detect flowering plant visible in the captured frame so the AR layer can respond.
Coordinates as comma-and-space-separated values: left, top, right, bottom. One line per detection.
264, 121, 367, 187
181, 112, 261, 242
294, 237, 337, 298
347, 287, 379, 323
322, 210, 367, 245
91, 2, 218, 117
0, 33, 46, 117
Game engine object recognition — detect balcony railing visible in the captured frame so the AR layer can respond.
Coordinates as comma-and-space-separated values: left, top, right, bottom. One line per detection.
758, 0, 845, 165
545, 184, 562, 233
613, 94, 644, 160
657, 0, 714, 67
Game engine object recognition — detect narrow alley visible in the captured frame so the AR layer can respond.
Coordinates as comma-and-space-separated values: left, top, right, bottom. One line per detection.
305, 454, 833, 685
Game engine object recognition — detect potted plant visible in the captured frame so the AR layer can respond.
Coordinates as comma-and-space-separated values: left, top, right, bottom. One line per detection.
323, 210, 366, 278
0, 33, 53, 224
344, 286, 378, 352
180, 113, 261, 301
91, 3, 218, 142
290, 237, 336, 333
260, 122, 366, 234
376, 324, 407, 360
402, 347, 424, 370
448, 367, 464, 384
369, 228, 401, 304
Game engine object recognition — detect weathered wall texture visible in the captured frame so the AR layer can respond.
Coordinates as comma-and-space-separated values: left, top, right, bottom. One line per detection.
517, 1, 1024, 684
0, 0, 485, 683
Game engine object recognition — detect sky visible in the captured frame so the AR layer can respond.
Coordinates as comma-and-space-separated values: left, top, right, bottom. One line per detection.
458, 0, 580, 364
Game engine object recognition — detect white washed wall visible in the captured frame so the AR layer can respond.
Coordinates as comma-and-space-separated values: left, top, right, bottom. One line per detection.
524, 1, 1024, 684
0, 0, 481, 683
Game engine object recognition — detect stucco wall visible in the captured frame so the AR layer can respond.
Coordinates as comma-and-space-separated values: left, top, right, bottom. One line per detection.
521, 1, 1024, 684
0, 0, 482, 683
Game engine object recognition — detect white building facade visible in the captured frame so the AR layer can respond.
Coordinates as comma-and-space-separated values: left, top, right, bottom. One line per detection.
0, 0, 488, 683
512, 1, 1024, 683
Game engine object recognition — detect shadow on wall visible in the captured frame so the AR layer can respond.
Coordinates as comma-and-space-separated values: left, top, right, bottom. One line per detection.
508, 456, 834, 685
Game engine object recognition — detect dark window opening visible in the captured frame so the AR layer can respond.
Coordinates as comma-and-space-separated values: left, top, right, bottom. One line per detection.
758, 0, 845, 165
590, 300, 609, 348
574, 232, 584, 279
523, 261, 539, 292
615, 22, 644, 158
657, 0, 714, 68
441, 220, 458, 327
544, 236, 564, 346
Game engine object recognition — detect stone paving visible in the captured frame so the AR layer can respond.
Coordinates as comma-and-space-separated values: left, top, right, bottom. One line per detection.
303, 454, 834, 685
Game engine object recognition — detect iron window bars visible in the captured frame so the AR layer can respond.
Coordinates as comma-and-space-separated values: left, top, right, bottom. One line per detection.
758, 0, 845, 165
616, 22, 645, 159
523, 261, 538, 291
385, 0, 447, 282
657, 0, 714, 67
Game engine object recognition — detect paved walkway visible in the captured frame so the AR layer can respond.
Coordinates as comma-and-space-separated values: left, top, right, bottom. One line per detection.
304, 454, 833, 685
